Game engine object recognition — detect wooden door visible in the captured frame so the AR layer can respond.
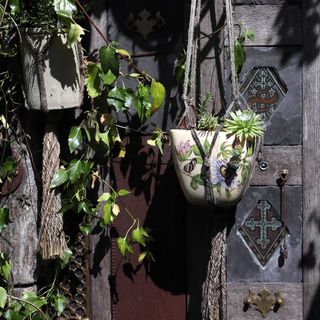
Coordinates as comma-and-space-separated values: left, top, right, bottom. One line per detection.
224, 1, 304, 319
88, 0, 320, 319
88, 1, 188, 320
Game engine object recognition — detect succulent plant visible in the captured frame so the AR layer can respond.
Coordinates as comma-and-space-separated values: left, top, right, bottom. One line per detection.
223, 109, 264, 140
197, 93, 218, 131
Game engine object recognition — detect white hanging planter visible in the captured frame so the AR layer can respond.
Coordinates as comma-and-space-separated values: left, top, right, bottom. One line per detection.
170, 129, 257, 207
20, 29, 84, 112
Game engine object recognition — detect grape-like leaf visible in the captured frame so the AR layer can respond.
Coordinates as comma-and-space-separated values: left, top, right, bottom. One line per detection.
68, 126, 82, 153
50, 168, 68, 188
151, 79, 165, 114
99, 45, 119, 76
85, 63, 101, 98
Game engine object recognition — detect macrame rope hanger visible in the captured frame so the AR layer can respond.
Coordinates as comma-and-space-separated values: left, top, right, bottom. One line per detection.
182, 0, 240, 207
180, 0, 243, 319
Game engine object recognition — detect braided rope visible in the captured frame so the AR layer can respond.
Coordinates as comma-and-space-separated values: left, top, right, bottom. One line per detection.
201, 226, 227, 320
39, 120, 67, 260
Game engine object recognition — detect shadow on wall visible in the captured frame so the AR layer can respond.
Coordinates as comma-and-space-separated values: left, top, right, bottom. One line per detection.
301, 209, 320, 320
273, 0, 320, 66
106, 0, 185, 130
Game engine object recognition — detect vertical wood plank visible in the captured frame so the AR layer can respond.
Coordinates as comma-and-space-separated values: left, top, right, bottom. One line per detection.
88, 1, 111, 319
199, 0, 225, 112
303, 0, 320, 317
0, 141, 38, 294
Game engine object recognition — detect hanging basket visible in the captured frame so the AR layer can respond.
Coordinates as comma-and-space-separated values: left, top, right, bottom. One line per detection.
20, 29, 84, 112
170, 129, 257, 207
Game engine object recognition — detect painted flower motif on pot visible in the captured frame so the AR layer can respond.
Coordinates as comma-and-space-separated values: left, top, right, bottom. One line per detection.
176, 140, 192, 162
211, 157, 242, 196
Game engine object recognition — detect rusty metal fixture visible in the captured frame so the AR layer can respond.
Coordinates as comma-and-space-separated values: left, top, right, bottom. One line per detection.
243, 287, 285, 318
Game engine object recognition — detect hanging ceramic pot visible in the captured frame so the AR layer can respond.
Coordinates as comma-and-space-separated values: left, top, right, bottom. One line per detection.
20, 29, 84, 112
170, 129, 257, 207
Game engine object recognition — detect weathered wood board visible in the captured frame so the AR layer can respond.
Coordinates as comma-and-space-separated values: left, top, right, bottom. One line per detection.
227, 282, 303, 320
0, 142, 38, 293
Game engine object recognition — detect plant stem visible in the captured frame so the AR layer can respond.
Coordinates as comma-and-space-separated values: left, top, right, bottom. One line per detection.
74, 0, 152, 81
0, 1, 8, 27
11, 296, 48, 319
97, 175, 136, 222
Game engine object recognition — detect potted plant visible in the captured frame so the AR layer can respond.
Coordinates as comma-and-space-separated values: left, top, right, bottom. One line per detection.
170, 95, 264, 207
17, 0, 86, 111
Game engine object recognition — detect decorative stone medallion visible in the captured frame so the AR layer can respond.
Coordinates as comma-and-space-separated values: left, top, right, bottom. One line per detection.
239, 200, 287, 266
240, 67, 287, 122
125, 10, 165, 39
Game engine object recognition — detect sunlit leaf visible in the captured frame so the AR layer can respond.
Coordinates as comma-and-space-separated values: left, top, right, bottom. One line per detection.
101, 70, 117, 85
244, 29, 255, 41
118, 189, 130, 197
138, 251, 147, 263
52, 294, 67, 317
85, 63, 101, 98
234, 40, 246, 74
60, 248, 72, 269
79, 223, 91, 235
0, 286, 7, 308
102, 203, 112, 225
68, 126, 82, 153
99, 45, 119, 76
21, 292, 47, 314
132, 227, 149, 246
151, 79, 165, 114
0, 253, 10, 281
67, 22, 85, 48
50, 168, 68, 188
98, 192, 111, 202
116, 49, 131, 59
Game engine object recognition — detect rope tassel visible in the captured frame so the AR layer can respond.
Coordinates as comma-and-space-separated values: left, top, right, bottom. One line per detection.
39, 119, 67, 260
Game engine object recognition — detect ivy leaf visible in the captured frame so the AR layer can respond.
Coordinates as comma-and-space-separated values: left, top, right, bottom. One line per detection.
244, 29, 255, 41
118, 189, 130, 197
135, 84, 151, 122
102, 203, 112, 226
60, 248, 72, 269
0, 208, 10, 233
68, 160, 82, 183
116, 48, 131, 59
234, 40, 246, 75
107, 87, 126, 111
79, 223, 91, 235
112, 204, 120, 216
85, 63, 101, 98
67, 22, 85, 48
21, 292, 47, 314
0, 287, 7, 309
174, 52, 186, 85
132, 227, 149, 247
50, 168, 68, 188
9, 0, 20, 15
98, 192, 111, 202
77, 201, 92, 214
151, 79, 165, 114
0, 253, 10, 281
117, 237, 133, 257
99, 45, 119, 77
52, 294, 67, 317
68, 126, 82, 153
54, 0, 76, 16
138, 251, 147, 263
101, 70, 117, 85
